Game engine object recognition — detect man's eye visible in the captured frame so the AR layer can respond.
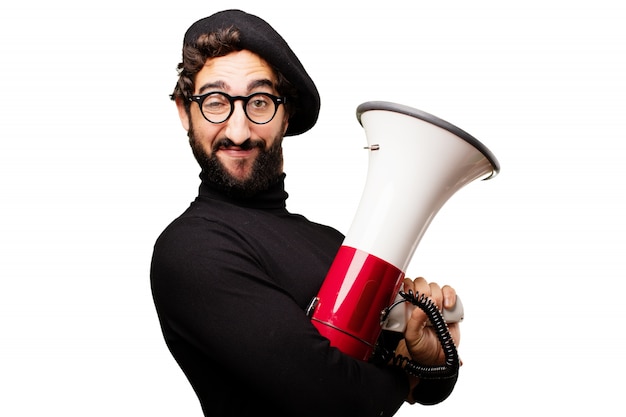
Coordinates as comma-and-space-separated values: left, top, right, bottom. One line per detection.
204, 99, 228, 113
249, 96, 271, 110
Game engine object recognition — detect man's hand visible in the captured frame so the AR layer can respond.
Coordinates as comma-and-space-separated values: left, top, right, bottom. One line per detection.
394, 277, 462, 403
398, 277, 461, 365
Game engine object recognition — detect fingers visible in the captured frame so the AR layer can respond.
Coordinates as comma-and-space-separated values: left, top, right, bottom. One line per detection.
442, 285, 457, 310
403, 277, 451, 311
402, 277, 428, 298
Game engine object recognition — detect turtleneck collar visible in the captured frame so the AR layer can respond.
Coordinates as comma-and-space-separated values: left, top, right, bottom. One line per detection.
197, 171, 289, 212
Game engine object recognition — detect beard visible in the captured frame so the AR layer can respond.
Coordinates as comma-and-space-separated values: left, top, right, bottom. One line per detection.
188, 123, 285, 199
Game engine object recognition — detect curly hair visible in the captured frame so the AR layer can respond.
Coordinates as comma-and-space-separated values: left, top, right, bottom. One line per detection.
171, 26, 296, 117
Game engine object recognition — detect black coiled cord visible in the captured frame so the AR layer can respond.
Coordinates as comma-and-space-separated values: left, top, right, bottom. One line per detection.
378, 289, 460, 380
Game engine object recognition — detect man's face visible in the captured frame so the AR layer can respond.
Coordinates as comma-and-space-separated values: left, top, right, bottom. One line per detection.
176, 50, 289, 196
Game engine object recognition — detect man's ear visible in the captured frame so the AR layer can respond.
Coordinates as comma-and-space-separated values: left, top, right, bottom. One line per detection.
175, 97, 190, 131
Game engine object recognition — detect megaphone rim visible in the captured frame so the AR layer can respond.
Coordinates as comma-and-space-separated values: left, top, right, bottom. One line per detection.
356, 101, 501, 179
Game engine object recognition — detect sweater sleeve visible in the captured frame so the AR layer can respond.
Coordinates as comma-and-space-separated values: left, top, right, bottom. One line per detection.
151, 215, 408, 417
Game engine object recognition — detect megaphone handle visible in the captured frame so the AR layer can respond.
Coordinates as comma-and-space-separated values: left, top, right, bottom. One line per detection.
381, 293, 464, 332
440, 296, 464, 324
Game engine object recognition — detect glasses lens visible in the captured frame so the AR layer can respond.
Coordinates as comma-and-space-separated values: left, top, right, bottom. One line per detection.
201, 93, 231, 123
246, 93, 277, 124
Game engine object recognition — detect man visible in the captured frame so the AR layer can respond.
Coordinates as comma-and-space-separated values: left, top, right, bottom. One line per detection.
151, 9, 460, 417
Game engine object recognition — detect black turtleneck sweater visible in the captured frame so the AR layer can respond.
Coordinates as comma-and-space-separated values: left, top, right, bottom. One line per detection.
150, 174, 408, 417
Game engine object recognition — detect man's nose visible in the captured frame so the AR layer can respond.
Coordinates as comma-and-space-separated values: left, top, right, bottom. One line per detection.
224, 102, 251, 145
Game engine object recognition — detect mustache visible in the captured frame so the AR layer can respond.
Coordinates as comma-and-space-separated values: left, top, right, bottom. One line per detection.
212, 138, 265, 152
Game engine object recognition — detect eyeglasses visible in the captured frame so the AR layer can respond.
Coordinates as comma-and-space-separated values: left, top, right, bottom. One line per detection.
189, 91, 287, 125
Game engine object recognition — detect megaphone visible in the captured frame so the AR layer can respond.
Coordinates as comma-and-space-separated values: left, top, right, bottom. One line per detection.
308, 101, 500, 361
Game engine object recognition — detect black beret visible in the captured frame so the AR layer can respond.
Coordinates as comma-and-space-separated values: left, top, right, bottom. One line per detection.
183, 10, 320, 136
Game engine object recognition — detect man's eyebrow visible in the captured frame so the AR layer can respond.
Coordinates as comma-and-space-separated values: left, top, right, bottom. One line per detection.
247, 79, 274, 91
197, 81, 227, 95
196, 79, 275, 95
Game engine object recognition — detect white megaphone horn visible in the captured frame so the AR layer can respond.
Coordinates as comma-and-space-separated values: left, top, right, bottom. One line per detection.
308, 101, 500, 361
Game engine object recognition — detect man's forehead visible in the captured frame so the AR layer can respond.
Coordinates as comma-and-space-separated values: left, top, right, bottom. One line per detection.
196, 51, 277, 92
203, 49, 272, 69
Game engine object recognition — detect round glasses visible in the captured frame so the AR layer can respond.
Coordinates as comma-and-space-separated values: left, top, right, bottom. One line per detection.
189, 91, 287, 125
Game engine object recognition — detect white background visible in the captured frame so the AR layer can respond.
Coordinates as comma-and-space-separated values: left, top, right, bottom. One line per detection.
1, 1, 625, 415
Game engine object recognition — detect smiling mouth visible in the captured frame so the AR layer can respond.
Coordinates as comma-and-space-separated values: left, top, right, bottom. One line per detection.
214, 138, 264, 153
218, 147, 258, 159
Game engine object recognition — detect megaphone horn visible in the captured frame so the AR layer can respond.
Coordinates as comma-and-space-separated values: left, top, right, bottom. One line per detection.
308, 101, 500, 361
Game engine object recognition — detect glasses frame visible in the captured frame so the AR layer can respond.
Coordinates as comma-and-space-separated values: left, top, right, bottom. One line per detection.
189, 91, 287, 125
